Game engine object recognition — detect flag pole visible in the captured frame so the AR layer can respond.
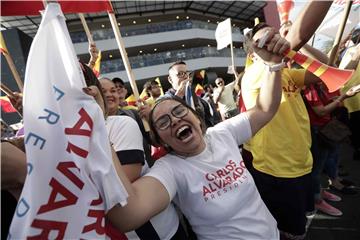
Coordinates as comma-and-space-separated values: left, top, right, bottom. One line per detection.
1, 53, 23, 92
107, 9, 139, 98
107, 3, 149, 130
328, 0, 353, 66
0, 83, 15, 98
78, 13, 94, 44
1, 33, 23, 92
230, 19, 235, 71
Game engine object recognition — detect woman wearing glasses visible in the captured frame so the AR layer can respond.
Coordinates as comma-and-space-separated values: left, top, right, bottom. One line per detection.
105, 28, 289, 240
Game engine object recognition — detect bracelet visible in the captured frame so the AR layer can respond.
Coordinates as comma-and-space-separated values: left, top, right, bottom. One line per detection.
264, 61, 286, 72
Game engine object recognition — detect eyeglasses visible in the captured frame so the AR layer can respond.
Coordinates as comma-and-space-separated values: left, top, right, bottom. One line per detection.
216, 81, 224, 86
154, 104, 189, 130
174, 71, 189, 78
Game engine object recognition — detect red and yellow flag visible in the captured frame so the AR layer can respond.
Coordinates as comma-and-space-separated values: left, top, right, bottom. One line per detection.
195, 84, 204, 97
0, 96, 17, 113
125, 94, 137, 106
92, 50, 101, 77
0, 32, 9, 55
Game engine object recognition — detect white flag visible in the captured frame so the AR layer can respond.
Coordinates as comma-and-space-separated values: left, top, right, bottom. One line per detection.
315, 0, 360, 38
9, 3, 128, 239
215, 18, 232, 50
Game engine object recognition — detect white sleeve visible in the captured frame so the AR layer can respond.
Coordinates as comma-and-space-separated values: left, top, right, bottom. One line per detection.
226, 80, 236, 90
145, 159, 177, 201
209, 112, 252, 145
107, 116, 144, 152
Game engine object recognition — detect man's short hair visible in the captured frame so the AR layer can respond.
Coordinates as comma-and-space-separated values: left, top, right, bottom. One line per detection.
168, 60, 187, 71
112, 77, 125, 86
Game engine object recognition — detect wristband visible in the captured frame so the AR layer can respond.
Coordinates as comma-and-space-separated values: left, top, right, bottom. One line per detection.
264, 61, 286, 72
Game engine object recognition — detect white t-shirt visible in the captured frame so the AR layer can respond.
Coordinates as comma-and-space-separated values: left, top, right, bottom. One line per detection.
106, 116, 180, 240
213, 81, 237, 114
146, 113, 279, 240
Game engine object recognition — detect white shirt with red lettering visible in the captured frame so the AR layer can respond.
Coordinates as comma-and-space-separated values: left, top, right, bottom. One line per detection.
106, 116, 180, 240
146, 113, 279, 240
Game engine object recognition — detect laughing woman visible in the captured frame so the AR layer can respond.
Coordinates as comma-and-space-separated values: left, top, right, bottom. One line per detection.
106, 28, 288, 240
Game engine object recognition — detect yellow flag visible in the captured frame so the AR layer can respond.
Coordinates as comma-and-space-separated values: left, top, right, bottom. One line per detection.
254, 17, 260, 26
155, 77, 164, 96
0, 32, 9, 55
139, 87, 148, 100
92, 51, 101, 77
200, 70, 206, 79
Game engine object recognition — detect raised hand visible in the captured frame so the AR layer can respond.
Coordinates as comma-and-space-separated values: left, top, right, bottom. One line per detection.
252, 27, 290, 65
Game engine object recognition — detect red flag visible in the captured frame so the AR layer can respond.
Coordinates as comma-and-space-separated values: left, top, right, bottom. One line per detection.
1, 1, 112, 16
0, 96, 17, 113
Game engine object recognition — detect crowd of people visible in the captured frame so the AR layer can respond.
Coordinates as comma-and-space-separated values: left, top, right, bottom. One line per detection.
2, 1, 360, 239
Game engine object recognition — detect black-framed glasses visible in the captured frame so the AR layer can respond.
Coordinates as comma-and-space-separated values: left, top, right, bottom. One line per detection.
175, 71, 189, 78
216, 80, 224, 86
154, 104, 189, 130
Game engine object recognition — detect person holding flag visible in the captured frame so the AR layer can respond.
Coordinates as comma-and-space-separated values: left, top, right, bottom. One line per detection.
8, 3, 129, 239
213, 70, 242, 120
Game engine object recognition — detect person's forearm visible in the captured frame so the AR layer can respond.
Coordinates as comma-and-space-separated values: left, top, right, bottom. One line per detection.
313, 94, 347, 117
257, 69, 282, 115
321, 95, 347, 116
286, 1, 332, 50
1, 142, 27, 190
301, 44, 329, 64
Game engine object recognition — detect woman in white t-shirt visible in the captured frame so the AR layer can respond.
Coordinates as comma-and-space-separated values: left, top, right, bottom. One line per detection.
82, 63, 187, 240
106, 29, 289, 240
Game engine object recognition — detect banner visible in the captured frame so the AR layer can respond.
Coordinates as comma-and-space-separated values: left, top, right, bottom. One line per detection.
1, 1, 112, 16
215, 18, 232, 50
9, 4, 128, 239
